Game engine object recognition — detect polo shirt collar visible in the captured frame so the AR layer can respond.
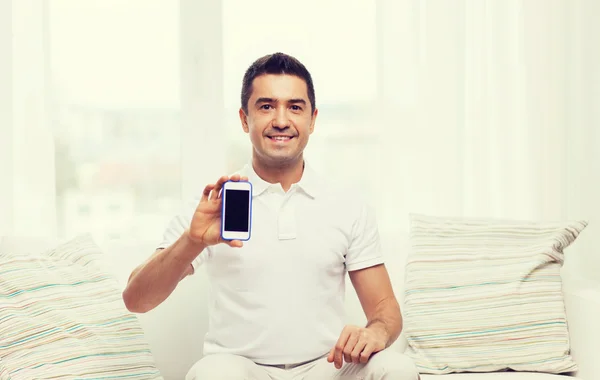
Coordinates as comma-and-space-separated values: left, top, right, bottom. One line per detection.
243, 164, 270, 196
296, 161, 319, 198
242, 160, 319, 198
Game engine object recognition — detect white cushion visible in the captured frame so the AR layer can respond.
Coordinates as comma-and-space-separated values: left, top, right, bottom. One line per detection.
404, 214, 587, 375
0, 234, 163, 379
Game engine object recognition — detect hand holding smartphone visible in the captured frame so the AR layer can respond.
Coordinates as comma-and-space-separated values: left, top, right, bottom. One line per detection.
221, 180, 253, 241
187, 174, 251, 248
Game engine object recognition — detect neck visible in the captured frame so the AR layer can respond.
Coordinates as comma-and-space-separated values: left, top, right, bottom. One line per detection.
252, 155, 305, 192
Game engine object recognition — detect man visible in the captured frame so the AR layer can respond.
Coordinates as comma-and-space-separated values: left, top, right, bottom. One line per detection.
123, 53, 419, 380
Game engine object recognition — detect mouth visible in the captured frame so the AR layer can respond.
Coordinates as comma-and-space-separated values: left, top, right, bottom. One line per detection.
266, 135, 295, 142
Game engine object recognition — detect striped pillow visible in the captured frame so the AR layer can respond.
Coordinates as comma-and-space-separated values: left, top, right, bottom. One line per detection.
0, 358, 10, 380
0, 234, 163, 379
403, 214, 587, 375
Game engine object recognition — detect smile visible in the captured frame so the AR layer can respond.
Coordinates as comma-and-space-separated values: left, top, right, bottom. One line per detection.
267, 136, 294, 142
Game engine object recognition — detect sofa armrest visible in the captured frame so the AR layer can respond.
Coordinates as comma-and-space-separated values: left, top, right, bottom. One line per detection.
563, 275, 600, 380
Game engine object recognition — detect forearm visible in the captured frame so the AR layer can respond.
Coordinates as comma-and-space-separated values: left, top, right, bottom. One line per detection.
122, 230, 205, 313
365, 297, 403, 347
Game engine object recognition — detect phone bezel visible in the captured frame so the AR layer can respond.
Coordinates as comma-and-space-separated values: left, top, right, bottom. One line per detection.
220, 180, 253, 241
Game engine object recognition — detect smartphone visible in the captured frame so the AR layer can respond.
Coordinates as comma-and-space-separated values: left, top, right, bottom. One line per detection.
221, 180, 253, 241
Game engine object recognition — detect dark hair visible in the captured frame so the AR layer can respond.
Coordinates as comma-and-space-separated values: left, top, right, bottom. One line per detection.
240, 52, 316, 114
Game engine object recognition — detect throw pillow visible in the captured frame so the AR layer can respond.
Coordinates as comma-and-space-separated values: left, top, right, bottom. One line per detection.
0, 234, 163, 379
403, 213, 587, 375
0, 358, 10, 380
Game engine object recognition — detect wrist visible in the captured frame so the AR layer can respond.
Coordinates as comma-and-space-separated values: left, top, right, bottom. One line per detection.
183, 229, 207, 253
366, 320, 390, 345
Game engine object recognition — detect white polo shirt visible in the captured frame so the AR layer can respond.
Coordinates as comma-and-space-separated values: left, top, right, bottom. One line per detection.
157, 162, 384, 365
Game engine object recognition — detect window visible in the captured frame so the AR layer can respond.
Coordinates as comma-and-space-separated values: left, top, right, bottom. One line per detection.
48, 0, 181, 241
6, 0, 385, 241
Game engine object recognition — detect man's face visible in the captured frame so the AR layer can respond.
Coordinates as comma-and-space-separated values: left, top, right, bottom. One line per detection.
239, 74, 317, 166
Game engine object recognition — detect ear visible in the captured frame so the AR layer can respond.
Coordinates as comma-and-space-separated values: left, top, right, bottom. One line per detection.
309, 108, 318, 134
239, 108, 249, 133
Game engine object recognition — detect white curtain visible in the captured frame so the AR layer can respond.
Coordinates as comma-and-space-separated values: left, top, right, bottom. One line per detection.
2, 0, 598, 281
375, 0, 599, 281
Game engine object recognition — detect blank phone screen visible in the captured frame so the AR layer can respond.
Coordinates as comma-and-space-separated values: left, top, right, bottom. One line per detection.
224, 189, 250, 232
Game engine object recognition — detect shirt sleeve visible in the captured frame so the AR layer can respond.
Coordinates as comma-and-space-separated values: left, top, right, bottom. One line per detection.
156, 194, 210, 272
345, 200, 385, 272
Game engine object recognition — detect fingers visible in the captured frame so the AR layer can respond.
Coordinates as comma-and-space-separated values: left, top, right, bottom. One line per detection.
201, 184, 215, 202
327, 347, 335, 363
360, 343, 376, 364
332, 328, 351, 369
350, 338, 367, 364
330, 327, 380, 369
343, 332, 359, 364
203, 174, 249, 202
210, 175, 229, 201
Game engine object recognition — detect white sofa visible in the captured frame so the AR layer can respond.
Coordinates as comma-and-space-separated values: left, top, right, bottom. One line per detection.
1, 233, 598, 380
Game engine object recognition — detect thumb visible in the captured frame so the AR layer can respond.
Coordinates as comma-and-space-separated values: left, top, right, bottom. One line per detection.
327, 347, 335, 363
225, 239, 244, 248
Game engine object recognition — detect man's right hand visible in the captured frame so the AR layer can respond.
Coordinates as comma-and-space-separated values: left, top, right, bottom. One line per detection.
187, 174, 249, 248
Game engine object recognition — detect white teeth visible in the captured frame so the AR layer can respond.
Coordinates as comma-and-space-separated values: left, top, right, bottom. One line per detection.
271, 136, 291, 141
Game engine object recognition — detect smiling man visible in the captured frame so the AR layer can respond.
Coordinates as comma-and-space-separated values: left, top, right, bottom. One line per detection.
123, 53, 420, 380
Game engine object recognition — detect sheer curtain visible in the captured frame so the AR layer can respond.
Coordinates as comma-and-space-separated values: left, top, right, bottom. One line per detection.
2, 0, 598, 281
0, 0, 12, 234
375, 0, 599, 280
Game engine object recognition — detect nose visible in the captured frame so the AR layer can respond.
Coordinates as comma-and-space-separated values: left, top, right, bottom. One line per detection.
272, 106, 289, 129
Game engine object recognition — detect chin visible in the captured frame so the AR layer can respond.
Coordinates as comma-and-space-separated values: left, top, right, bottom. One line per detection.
261, 153, 301, 166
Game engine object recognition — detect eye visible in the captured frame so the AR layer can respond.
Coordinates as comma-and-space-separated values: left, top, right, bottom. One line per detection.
260, 104, 272, 110
291, 105, 302, 111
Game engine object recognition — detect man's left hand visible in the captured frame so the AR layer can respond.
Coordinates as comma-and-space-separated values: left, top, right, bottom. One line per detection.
327, 325, 387, 369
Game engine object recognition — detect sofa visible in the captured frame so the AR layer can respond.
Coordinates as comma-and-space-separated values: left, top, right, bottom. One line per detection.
0, 217, 599, 380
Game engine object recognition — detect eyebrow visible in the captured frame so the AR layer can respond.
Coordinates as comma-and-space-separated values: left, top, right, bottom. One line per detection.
255, 97, 307, 106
